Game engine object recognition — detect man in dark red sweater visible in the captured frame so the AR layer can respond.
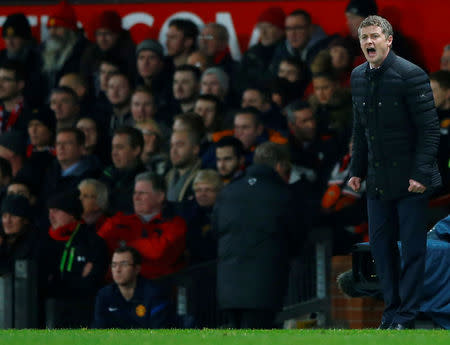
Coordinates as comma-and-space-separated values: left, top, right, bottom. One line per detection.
99, 172, 187, 279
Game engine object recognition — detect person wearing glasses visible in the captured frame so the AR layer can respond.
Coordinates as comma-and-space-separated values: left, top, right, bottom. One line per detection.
270, 9, 330, 76
92, 246, 172, 329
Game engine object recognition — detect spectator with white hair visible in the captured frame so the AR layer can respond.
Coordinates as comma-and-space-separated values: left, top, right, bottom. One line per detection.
78, 178, 109, 232
98, 172, 187, 279
177, 169, 222, 264
200, 67, 229, 101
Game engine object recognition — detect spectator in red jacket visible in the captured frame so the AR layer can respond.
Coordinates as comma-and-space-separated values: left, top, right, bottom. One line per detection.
98, 172, 187, 279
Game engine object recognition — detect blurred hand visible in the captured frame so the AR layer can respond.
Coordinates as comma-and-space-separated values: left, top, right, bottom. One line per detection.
347, 177, 362, 192
408, 179, 426, 193
82, 262, 93, 278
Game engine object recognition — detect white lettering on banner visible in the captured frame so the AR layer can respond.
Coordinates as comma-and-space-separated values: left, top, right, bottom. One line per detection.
40, 16, 49, 41
158, 11, 205, 55
216, 12, 241, 61
248, 26, 260, 48
27, 16, 38, 27
0, 15, 37, 27
122, 12, 154, 30
0, 11, 259, 60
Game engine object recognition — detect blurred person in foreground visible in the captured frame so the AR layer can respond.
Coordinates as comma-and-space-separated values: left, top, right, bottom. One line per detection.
213, 142, 308, 329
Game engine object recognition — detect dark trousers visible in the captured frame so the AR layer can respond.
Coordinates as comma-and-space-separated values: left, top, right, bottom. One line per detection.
367, 193, 428, 324
224, 309, 276, 329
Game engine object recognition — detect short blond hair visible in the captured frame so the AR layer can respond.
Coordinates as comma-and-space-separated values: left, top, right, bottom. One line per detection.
135, 119, 161, 136
193, 169, 223, 191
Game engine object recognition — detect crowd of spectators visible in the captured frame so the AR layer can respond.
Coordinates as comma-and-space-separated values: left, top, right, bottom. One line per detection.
0, 0, 448, 329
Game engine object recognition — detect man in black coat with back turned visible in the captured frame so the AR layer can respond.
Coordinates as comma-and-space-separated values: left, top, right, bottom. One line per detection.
348, 16, 441, 330
213, 142, 308, 329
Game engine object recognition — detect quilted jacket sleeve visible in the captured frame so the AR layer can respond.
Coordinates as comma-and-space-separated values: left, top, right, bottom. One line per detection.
404, 67, 440, 186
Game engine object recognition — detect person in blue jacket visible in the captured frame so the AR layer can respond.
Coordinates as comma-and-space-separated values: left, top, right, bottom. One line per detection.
92, 246, 173, 329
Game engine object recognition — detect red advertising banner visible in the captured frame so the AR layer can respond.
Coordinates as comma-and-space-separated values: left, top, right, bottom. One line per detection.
0, 0, 448, 72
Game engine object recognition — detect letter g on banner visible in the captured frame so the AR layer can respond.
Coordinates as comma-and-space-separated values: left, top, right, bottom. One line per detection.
123, 12, 154, 43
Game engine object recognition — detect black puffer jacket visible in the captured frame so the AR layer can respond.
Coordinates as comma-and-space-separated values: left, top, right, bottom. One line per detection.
350, 51, 441, 200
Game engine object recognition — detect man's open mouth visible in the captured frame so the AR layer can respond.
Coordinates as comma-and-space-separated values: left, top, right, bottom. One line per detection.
367, 47, 376, 57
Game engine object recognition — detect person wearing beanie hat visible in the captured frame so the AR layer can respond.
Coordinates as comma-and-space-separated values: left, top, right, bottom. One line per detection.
80, 11, 135, 91
2, 13, 32, 42
1, 194, 31, 241
22, 106, 57, 188
239, 7, 286, 90
258, 7, 286, 32
256, 7, 286, 55
1, 13, 33, 64
7, 170, 51, 233
1, 194, 31, 221
135, 39, 173, 110
44, 187, 108, 322
42, 0, 92, 95
27, 107, 56, 145
0, 194, 46, 276
94, 10, 122, 52
96, 10, 122, 35
47, 0, 78, 32
136, 39, 164, 60
48, 189, 84, 221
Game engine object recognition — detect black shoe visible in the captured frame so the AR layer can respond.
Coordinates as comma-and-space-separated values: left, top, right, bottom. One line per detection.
377, 321, 391, 330
389, 321, 415, 330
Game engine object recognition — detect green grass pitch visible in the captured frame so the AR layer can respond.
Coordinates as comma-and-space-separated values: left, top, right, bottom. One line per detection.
0, 329, 449, 345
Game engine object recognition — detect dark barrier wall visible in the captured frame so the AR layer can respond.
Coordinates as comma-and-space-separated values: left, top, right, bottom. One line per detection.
0, 0, 448, 72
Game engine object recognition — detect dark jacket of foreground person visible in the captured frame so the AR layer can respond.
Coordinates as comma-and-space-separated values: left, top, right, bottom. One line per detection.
213, 164, 307, 311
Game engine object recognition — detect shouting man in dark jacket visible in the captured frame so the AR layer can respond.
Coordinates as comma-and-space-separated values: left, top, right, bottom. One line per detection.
213, 142, 308, 329
347, 16, 441, 330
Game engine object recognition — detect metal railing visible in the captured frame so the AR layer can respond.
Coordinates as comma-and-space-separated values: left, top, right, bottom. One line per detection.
161, 227, 332, 328
0, 227, 332, 329
0, 260, 39, 329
